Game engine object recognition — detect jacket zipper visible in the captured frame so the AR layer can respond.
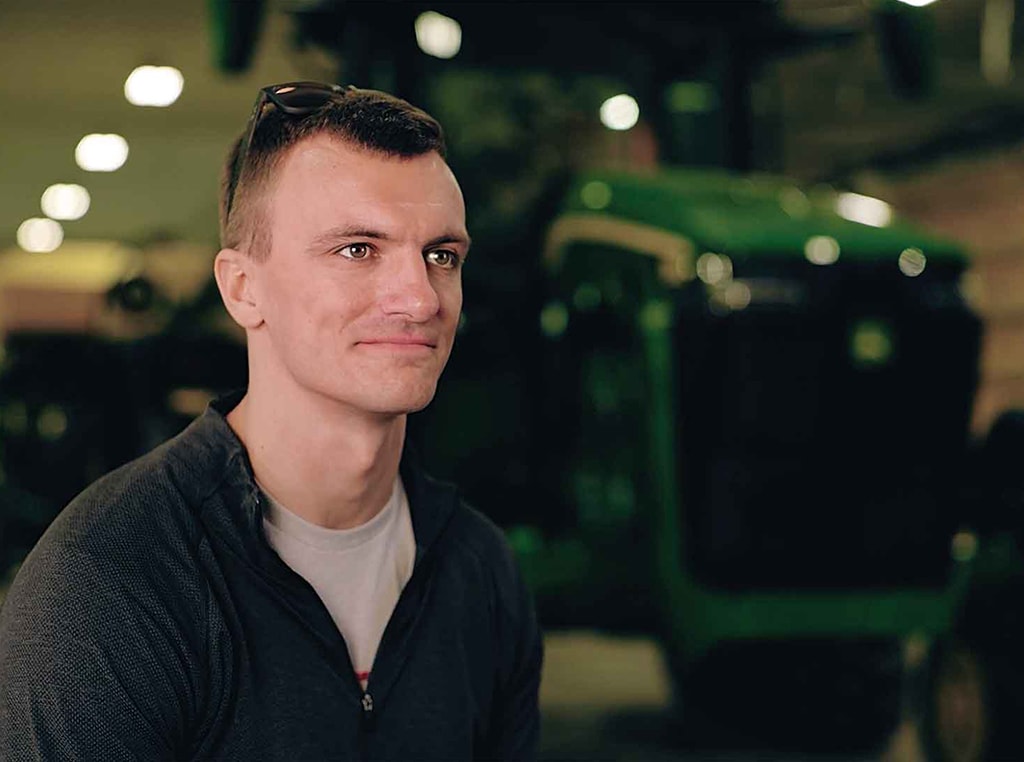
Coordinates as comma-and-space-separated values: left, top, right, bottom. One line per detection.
358, 689, 375, 759
251, 485, 454, 756
255, 489, 378, 753
361, 691, 374, 723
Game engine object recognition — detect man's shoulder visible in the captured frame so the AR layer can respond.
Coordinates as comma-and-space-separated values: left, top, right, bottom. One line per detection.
440, 497, 527, 592
403, 459, 511, 567
45, 408, 241, 550
6, 415, 233, 605
0, 427, 224, 757
0, 435, 219, 654
446, 499, 510, 554
49, 434, 200, 551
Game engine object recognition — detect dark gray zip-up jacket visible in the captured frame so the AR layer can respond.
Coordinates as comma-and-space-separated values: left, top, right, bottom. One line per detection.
0, 396, 542, 760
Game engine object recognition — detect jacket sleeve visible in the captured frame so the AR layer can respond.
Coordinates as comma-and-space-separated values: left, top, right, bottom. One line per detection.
483, 544, 544, 761
0, 523, 204, 761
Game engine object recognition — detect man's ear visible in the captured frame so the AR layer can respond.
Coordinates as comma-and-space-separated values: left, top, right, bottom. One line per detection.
214, 248, 264, 329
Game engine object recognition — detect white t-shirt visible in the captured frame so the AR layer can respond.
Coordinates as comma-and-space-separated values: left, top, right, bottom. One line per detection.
260, 476, 416, 690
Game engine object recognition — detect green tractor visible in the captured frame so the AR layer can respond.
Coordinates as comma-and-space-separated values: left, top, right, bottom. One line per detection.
505, 168, 1006, 755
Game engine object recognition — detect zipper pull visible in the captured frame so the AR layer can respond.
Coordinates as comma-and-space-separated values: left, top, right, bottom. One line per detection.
361, 692, 375, 728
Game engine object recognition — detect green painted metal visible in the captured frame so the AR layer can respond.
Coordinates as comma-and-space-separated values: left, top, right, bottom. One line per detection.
535, 167, 977, 668
563, 170, 966, 264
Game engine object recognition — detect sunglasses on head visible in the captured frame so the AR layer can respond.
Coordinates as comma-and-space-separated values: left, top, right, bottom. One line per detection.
225, 81, 356, 222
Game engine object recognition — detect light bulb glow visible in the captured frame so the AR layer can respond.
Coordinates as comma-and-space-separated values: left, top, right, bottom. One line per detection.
851, 320, 893, 366
540, 301, 569, 338
415, 11, 462, 59
899, 248, 927, 277
805, 236, 840, 266
696, 252, 733, 285
16, 218, 64, 253
600, 94, 640, 131
951, 530, 978, 562
897, 0, 939, 6
124, 65, 184, 107
580, 181, 613, 210
835, 192, 893, 228
75, 134, 129, 172
723, 281, 751, 310
40, 184, 91, 220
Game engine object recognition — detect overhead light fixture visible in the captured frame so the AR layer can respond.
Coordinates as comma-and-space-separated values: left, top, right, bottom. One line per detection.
896, 0, 939, 6
75, 134, 129, 172
835, 192, 893, 228
41, 183, 91, 221
124, 65, 184, 107
16, 218, 64, 253
415, 11, 462, 59
600, 94, 640, 131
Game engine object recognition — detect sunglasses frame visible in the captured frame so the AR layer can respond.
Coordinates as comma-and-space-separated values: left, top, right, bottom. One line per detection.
224, 81, 354, 224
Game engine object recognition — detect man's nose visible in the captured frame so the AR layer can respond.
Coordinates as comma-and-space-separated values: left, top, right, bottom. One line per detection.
379, 251, 441, 321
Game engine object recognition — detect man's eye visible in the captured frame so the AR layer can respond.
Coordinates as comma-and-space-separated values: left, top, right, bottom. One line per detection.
426, 249, 460, 269
338, 243, 371, 260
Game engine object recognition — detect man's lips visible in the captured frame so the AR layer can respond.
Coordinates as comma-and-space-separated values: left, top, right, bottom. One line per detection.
357, 337, 437, 348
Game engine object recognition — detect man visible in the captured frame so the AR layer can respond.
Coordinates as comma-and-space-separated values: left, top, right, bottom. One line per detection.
0, 82, 543, 760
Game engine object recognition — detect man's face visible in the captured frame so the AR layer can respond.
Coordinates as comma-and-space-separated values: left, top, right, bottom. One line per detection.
249, 134, 468, 416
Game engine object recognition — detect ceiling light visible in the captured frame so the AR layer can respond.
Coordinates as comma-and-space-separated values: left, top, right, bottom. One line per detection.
415, 11, 462, 59
16, 218, 64, 253
600, 94, 640, 131
75, 134, 129, 172
124, 65, 184, 107
40, 183, 91, 220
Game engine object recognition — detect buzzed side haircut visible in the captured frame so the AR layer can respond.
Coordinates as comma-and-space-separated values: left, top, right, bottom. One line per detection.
219, 87, 447, 261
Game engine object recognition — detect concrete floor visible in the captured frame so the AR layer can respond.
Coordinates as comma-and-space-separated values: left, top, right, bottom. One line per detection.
539, 631, 927, 762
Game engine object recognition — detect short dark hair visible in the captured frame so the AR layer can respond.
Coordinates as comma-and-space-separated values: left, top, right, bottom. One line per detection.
218, 87, 447, 260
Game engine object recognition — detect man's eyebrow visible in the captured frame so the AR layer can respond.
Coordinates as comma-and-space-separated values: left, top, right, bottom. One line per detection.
307, 226, 472, 253
307, 226, 392, 252
425, 232, 472, 251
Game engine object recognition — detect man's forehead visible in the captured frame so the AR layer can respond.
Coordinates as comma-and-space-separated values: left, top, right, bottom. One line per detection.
280, 133, 449, 178
275, 136, 461, 206
267, 134, 466, 240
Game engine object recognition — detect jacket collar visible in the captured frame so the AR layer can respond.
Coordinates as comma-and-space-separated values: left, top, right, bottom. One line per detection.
165, 391, 459, 560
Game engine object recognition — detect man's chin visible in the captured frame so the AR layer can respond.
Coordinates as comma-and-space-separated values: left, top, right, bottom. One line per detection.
367, 387, 438, 417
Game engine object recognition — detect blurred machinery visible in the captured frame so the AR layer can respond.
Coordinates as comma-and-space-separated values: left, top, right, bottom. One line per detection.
0, 242, 246, 569
556, 170, 978, 755
413, 167, 1013, 757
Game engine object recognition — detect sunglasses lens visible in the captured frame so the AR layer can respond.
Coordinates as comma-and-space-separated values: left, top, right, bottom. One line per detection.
270, 84, 339, 112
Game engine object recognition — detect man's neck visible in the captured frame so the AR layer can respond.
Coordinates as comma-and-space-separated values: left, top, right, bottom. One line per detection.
226, 388, 406, 530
